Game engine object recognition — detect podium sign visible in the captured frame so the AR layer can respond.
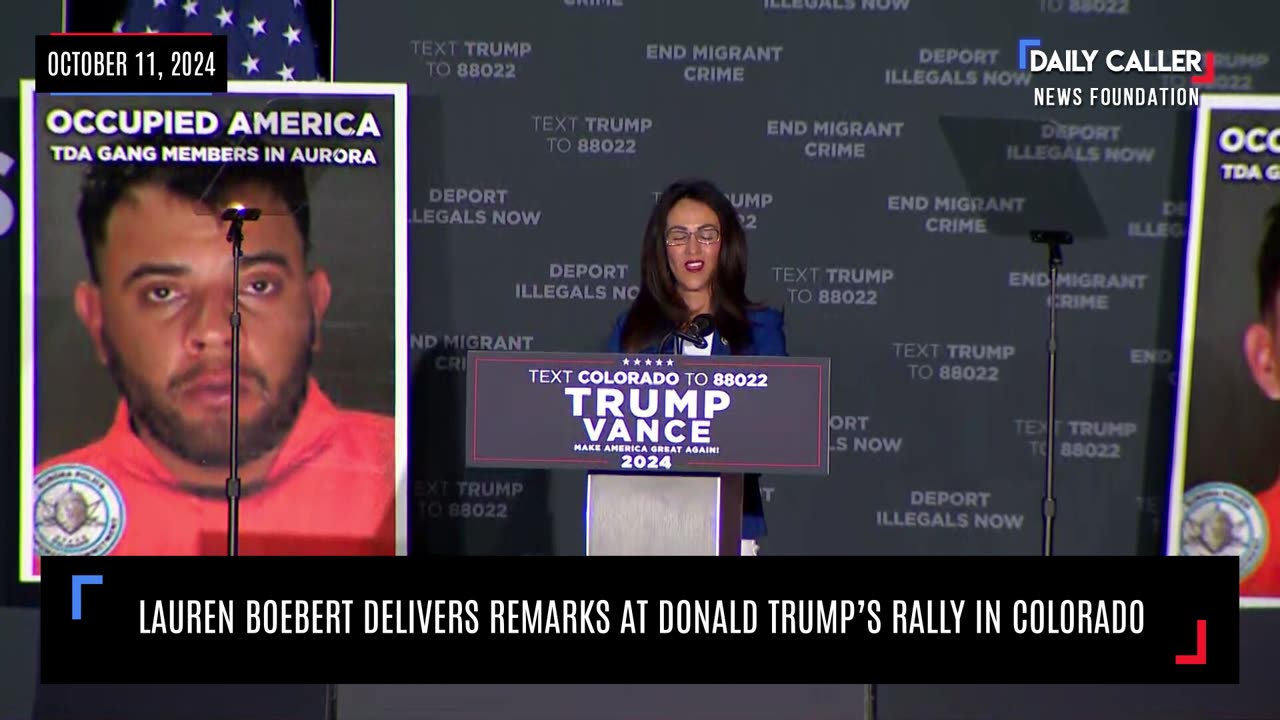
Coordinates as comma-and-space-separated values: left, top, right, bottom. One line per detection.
465, 351, 830, 475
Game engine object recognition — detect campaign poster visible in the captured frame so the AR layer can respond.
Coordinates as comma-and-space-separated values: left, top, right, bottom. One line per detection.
18, 80, 409, 582
1168, 93, 1280, 608
465, 351, 830, 475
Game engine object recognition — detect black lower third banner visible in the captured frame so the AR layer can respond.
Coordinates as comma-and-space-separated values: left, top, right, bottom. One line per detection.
40, 556, 1237, 684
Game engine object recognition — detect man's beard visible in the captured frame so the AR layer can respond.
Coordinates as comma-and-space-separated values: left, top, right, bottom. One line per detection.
101, 325, 313, 470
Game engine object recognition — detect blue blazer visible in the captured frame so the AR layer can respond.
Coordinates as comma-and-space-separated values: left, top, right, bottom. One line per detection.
606, 306, 787, 540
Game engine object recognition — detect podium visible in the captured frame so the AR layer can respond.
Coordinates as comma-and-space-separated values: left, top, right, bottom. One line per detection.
584, 471, 744, 555
466, 351, 830, 555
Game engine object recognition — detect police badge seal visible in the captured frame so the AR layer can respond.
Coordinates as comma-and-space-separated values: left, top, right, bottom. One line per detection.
1181, 481, 1268, 580
33, 463, 126, 556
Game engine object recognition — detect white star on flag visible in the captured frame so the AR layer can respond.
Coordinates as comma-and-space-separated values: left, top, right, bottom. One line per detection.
121, 0, 322, 80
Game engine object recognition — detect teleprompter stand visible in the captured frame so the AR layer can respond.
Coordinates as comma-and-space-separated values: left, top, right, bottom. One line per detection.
935, 114, 1105, 561
1032, 229, 1072, 557
222, 205, 261, 558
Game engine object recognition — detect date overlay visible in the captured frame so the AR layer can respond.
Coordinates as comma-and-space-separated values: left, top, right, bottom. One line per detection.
35, 33, 227, 94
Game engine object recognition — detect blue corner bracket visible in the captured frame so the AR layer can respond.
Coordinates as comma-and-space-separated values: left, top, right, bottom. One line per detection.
71, 574, 103, 620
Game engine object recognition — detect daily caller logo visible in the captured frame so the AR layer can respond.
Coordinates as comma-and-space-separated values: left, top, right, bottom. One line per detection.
1018, 38, 1215, 108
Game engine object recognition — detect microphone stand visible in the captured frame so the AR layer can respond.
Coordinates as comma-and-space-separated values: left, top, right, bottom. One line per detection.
1031, 229, 1072, 558
656, 331, 677, 355
222, 206, 262, 557
658, 323, 704, 355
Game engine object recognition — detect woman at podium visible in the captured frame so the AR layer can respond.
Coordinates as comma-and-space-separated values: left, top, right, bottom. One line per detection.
607, 178, 787, 556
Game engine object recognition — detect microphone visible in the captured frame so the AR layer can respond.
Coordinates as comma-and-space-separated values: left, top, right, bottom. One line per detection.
221, 206, 262, 222
675, 313, 714, 349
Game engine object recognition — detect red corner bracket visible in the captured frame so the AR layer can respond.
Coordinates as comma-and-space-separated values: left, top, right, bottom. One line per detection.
1174, 619, 1207, 665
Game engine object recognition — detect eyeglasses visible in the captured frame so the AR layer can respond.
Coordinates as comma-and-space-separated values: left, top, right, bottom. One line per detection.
665, 225, 721, 246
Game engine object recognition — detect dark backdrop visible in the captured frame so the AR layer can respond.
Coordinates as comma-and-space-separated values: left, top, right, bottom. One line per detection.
330, 0, 1280, 560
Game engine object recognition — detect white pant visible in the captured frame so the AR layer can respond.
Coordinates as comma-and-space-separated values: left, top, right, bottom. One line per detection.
740, 539, 759, 556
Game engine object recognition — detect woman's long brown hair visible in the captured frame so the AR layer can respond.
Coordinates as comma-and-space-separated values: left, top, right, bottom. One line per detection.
619, 179, 757, 353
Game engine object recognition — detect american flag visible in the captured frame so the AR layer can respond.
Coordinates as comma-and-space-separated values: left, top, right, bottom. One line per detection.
118, 0, 323, 81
